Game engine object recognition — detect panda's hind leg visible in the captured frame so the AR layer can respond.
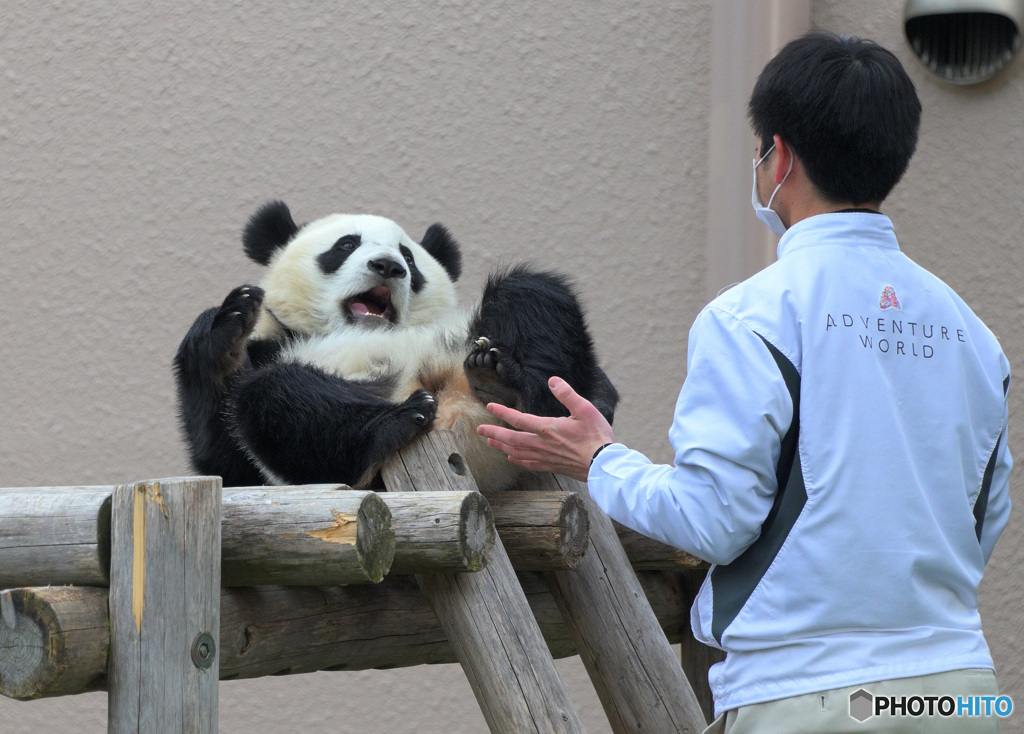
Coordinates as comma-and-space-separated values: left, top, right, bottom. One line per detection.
465, 266, 616, 420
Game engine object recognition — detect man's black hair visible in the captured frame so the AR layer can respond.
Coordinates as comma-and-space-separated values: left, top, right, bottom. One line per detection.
748, 31, 922, 205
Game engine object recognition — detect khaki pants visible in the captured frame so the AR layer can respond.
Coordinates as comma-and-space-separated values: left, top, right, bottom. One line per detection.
703, 669, 1002, 733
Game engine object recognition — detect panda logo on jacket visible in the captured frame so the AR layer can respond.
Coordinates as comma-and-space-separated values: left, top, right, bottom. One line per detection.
174, 200, 619, 492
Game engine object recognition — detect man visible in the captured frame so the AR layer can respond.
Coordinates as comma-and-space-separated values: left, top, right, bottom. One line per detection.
478, 32, 1011, 733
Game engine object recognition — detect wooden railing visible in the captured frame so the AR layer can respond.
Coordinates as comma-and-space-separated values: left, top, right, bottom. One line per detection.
0, 429, 717, 733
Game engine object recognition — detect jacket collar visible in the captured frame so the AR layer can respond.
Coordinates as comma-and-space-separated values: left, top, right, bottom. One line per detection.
777, 211, 899, 260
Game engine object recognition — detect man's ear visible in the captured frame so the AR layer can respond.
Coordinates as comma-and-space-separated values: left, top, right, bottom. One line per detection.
773, 135, 795, 185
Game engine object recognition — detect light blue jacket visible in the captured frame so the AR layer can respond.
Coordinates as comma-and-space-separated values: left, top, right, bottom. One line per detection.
589, 212, 1012, 716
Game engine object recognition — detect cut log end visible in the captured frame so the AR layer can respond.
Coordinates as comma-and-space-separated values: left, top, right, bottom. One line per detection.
0, 588, 58, 700
356, 490, 396, 584
458, 490, 495, 572
557, 491, 589, 570
0, 587, 108, 700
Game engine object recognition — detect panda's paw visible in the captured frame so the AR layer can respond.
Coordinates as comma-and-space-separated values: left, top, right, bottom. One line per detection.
209, 284, 264, 374
466, 337, 505, 374
465, 336, 523, 408
400, 389, 438, 429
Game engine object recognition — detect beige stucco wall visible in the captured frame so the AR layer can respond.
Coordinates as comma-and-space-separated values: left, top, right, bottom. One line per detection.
0, 1, 1020, 732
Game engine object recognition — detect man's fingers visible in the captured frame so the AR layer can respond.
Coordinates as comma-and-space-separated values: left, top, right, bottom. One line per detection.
484, 402, 556, 434
549, 376, 600, 420
484, 436, 558, 463
478, 423, 535, 448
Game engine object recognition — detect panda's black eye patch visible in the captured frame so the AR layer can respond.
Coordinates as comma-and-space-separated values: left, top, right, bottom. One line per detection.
400, 244, 426, 293
333, 234, 360, 252
318, 234, 362, 274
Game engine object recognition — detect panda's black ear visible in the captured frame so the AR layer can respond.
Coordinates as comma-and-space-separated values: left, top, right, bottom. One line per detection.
420, 223, 462, 282
243, 200, 299, 265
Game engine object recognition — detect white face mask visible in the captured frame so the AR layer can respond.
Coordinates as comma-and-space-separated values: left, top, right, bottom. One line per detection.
751, 143, 793, 236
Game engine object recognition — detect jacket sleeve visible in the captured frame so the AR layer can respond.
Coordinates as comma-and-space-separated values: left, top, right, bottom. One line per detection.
980, 369, 1012, 565
588, 306, 793, 565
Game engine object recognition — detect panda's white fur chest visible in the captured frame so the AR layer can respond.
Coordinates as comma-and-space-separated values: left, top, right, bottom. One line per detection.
279, 318, 467, 396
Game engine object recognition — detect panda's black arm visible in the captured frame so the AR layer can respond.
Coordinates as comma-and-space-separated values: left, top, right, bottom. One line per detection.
173, 306, 269, 488
230, 362, 436, 487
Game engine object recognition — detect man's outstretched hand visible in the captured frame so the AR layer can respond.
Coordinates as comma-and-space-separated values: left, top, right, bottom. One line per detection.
477, 376, 615, 482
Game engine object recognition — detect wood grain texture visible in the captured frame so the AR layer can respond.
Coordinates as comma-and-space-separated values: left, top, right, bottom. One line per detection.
0, 586, 109, 700
221, 486, 394, 585
0, 571, 688, 699
0, 487, 112, 588
525, 472, 708, 734
107, 477, 221, 734
382, 430, 585, 734
613, 520, 708, 571
378, 490, 493, 574
483, 490, 589, 570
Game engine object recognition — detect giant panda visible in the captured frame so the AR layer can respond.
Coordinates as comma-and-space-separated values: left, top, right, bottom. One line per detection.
174, 200, 619, 492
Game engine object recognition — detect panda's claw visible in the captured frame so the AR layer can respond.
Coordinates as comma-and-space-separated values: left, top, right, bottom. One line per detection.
465, 335, 522, 408
206, 284, 266, 377
403, 389, 438, 429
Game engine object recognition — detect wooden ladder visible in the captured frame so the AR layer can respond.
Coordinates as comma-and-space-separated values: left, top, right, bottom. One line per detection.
381, 429, 708, 733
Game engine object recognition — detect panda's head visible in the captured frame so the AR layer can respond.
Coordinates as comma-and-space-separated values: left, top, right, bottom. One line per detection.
242, 200, 463, 338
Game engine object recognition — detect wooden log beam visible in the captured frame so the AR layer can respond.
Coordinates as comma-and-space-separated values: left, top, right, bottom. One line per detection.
0, 586, 109, 700
0, 486, 697, 592
523, 472, 708, 733
377, 490, 493, 575
613, 520, 709, 571
221, 486, 394, 586
483, 490, 589, 570
108, 477, 220, 734
382, 430, 585, 734
0, 572, 689, 699
0, 487, 112, 588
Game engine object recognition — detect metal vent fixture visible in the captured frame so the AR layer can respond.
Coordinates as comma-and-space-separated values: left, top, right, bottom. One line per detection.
904, 0, 1023, 84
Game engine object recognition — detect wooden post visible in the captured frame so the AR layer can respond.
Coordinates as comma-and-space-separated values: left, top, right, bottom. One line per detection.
0, 487, 112, 588
108, 477, 220, 734
524, 473, 708, 733
382, 430, 585, 734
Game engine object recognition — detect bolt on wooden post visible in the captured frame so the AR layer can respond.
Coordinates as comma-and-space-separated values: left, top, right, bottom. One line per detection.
107, 477, 221, 734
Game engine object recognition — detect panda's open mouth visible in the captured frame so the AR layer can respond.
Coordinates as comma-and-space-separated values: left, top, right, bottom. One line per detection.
344, 286, 397, 324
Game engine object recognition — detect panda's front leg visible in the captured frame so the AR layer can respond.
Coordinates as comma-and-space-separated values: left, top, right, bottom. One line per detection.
230, 362, 438, 487
173, 284, 269, 487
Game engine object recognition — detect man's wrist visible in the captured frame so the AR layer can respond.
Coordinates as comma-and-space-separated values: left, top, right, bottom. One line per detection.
590, 442, 613, 466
